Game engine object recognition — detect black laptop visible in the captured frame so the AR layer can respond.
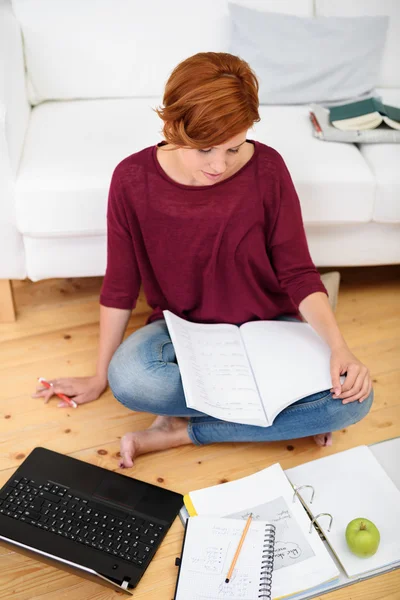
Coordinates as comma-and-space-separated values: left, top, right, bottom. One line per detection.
0, 447, 183, 594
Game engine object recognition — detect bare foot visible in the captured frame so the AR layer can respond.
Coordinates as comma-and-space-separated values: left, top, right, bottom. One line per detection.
313, 432, 333, 447
119, 416, 191, 468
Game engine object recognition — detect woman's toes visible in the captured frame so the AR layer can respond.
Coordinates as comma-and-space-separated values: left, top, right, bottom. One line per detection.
313, 432, 332, 447
120, 452, 134, 468
119, 433, 137, 468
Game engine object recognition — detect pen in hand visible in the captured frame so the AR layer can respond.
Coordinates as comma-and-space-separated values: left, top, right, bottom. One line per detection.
225, 513, 253, 584
37, 377, 78, 409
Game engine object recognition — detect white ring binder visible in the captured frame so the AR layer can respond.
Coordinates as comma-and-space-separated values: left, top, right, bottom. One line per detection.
292, 484, 315, 504
258, 524, 276, 599
309, 513, 333, 534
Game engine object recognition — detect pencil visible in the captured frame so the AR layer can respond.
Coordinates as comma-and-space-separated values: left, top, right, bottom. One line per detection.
309, 111, 322, 134
38, 377, 78, 409
225, 513, 253, 583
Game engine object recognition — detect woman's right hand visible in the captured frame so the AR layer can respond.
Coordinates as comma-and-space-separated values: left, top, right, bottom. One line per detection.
32, 376, 108, 407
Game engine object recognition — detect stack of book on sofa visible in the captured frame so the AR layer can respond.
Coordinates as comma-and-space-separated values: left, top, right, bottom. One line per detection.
309, 97, 400, 143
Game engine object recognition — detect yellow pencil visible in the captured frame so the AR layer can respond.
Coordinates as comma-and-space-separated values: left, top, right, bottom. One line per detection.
225, 513, 253, 583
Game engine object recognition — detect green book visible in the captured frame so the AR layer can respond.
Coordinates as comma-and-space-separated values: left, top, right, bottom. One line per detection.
328, 97, 400, 131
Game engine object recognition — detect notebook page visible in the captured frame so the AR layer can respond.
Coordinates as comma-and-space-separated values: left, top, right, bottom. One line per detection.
285, 445, 400, 578
164, 311, 268, 426
175, 517, 268, 600
239, 321, 333, 423
186, 463, 339, 599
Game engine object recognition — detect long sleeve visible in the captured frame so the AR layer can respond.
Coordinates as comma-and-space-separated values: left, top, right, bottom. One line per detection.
99, 168, 141, 309
268, 153, 327, 308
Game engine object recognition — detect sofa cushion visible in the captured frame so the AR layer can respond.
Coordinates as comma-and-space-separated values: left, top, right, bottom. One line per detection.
15, 98, 377, 239
316, 0, 400, 88
252, 104, 375, 224
11, 0, 313, 105
358, 88, 400, 224
229, 3, 388, 104
15, 98, 163, 236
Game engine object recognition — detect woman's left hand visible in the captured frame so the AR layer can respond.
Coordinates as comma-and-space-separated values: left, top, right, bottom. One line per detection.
330, 345, 372, 404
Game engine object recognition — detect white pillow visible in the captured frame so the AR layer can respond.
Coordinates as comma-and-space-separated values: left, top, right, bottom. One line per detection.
228, 3, 389, 105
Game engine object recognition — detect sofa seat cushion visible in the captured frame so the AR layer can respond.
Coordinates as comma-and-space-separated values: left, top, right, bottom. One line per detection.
15, 98, 163, 237
358, 88, 400, 224
16, 98, 378, 238
252, 104, 375, 224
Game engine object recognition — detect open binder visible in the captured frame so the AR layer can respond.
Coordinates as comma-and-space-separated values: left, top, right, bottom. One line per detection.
180, 438, 400, 600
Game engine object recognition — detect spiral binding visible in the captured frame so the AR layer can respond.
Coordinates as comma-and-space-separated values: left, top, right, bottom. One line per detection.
258, 523, 276, 599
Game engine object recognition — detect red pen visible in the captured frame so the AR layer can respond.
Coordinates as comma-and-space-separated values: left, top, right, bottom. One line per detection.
37, 377, 78, 409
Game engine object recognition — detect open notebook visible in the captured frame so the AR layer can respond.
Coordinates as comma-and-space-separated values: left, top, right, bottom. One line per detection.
163, 310, 336, 427
181, 440, 400, 600
174, 517, 276, 600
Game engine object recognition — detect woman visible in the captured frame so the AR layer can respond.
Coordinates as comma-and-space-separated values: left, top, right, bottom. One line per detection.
33, 53, 373, 467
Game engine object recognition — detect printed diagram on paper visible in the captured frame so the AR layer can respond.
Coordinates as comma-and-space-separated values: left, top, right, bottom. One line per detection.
227, 496, 315, 570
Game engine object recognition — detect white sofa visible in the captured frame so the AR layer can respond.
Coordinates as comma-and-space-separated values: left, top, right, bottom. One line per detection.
1, 0, 400, 295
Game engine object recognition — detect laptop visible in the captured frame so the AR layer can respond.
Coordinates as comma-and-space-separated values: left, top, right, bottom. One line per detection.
0, 447, 183, 595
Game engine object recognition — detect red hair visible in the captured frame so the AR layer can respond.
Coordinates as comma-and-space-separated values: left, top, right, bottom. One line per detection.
154, 52, 260, 149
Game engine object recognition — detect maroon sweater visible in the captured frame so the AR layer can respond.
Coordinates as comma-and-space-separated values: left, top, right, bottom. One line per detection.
100, 140, 327, 324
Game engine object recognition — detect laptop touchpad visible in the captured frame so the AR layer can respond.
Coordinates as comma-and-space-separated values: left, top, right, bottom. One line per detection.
94, 476, 147, 510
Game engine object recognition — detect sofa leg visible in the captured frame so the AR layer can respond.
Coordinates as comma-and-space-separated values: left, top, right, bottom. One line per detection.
0, 279, 16, 322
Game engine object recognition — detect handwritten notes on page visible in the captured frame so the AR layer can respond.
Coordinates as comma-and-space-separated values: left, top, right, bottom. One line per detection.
164, 311, 268, 426
175, 517, 269, 600
239, 320, 333, 424
227, 496, 315, 571
185, 463, 340, 599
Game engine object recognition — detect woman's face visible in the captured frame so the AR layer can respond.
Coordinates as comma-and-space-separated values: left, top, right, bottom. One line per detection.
175, 130, 248, 186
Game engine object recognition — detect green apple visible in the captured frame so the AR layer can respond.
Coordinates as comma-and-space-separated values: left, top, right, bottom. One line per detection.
345, 518, 380, 558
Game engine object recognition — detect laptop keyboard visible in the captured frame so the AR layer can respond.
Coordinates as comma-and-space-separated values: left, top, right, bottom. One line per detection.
0, 477, 165, 567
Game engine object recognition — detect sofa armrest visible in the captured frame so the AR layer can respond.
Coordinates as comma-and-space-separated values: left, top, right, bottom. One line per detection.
0, 0, 30, 278
1, 0, 31, 175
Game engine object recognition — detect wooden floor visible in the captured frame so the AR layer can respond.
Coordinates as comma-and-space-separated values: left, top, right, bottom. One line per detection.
0, 266, 399, 599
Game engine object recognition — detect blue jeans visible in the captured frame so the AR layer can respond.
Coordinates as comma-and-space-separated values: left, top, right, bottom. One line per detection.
108, 319, 373, 445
